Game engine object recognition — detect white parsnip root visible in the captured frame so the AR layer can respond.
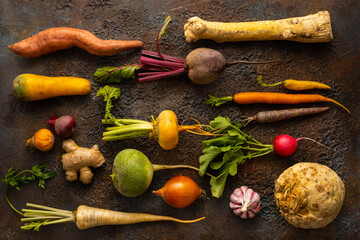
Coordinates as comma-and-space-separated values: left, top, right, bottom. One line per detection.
184, 11, 333, 43
75, 205, 205, 229
61, 139, 105, 184
21, 203, 205, 231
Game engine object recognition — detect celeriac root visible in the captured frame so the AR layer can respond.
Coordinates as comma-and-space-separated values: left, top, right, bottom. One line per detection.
184, 11, 332, 43
61, 139, 105, 184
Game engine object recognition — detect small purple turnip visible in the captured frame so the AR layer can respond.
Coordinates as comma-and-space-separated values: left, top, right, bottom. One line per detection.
47, 115, 76, 138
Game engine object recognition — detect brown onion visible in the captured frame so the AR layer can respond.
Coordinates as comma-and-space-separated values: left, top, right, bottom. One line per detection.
153, 175, 202, 208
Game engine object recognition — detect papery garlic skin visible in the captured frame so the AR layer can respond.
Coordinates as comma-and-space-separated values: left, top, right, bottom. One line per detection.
229, 186, 261, 219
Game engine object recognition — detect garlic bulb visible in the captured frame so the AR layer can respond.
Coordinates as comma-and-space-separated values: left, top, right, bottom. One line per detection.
229, 186, 261, 219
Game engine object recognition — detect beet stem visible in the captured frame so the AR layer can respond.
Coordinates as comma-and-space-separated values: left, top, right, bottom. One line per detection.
139, 56, 185, 69
141, 50, 185, 63
139, 68, 186, 82
138, 72, 165, 77
140, 64, 168, 71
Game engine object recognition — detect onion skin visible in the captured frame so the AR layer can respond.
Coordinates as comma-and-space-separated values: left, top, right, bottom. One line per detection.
153, 175, 202, 208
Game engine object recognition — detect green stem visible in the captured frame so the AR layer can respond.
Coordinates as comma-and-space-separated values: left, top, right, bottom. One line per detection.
251, 149, 274, 158
205, 95, 233, 107
247, 141, 273, 148
257, 75, 283, 87
103, 131, 153, 141
21, 216, 63, 222
102, 119, 151, 125
20, 203, 75, 231
240, 146, 273, 152
25, 203, 72, 213
3, 169, 36, 216
4, 186, 24, 216
22, 209, 73, 218
103, 124, 153, 137
152, 164, 215, 178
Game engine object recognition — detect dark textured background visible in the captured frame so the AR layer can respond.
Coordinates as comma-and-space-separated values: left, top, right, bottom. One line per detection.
0, 0, 359, 239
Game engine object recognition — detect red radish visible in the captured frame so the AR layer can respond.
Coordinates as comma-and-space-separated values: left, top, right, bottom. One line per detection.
200, 116, 332, 198
273, 135, 298, 156
273, 135, 331, 157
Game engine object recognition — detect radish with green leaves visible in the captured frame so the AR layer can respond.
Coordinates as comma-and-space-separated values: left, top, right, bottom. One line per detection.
200, 116, 331, 198
94, 16, 279, 85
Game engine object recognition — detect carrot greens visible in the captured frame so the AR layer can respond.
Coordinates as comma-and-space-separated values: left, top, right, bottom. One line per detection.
2, 163, 55, 216
199, 117, 273, 198
96, 85, 121, 125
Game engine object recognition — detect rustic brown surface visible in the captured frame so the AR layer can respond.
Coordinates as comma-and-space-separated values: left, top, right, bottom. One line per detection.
0, 0, 359, 239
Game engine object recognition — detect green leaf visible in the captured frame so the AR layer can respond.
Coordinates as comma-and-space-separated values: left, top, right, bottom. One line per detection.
158, 16, 172, 42
220, 145, 231, 152
199, 146, 222, 176
209, 116, 231, 129
94, 64, 141, 84
210, 151, 242, 172
96, 86, 121, 122
205, 95, 233, 107
3, 163, 55, 215
202, 135, 237, 148
227, 129, 240, 137
210, 171, 229, 198
228, 161, 238, 176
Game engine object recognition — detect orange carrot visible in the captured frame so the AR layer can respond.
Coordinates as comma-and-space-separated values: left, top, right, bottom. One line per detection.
8, 27, 143, 57
205, 92, 350, 113
257, 76, 331, 90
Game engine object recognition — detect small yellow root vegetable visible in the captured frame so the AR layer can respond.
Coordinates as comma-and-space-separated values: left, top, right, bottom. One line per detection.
13, 74, 91, 101
21, 203, 205, 231
61, 139, 105, 184
102, 110, 213, 150
184, 11, 333, 43
26, 129, 55, 152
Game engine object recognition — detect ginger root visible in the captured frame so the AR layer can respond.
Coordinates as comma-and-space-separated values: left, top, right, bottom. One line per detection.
61, 139, 105, 184
184, 11, 333, 43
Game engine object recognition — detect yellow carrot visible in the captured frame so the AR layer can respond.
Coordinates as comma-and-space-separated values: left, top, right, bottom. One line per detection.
13, 74, 91, 101
257, 76, 331, 90
283, 79, 331, 90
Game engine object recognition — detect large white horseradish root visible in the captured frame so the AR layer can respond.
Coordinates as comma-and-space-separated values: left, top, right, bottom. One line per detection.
184, 11, 333, 43
61, 139, 105, 184
21, 203, 205, 231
